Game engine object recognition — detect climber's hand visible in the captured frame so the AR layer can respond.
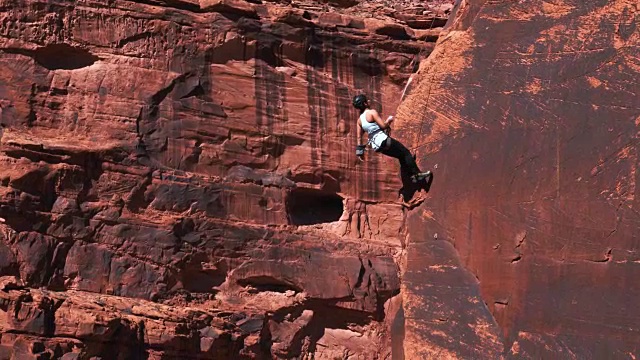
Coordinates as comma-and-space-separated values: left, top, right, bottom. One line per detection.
386, 115, 394, 125
355, 144, 366, 162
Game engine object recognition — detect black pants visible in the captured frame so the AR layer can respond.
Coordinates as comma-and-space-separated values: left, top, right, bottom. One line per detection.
378, 137, 421, 175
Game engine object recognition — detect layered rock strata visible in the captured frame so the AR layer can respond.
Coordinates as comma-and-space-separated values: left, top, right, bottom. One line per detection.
0, 0, 451, 357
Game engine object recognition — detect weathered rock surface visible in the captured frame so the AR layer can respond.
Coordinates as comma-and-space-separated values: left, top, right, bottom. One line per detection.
0, 277, 256, 359
0, 0, 452, 357
397, 0, 640, 357
9, 0, 635, 357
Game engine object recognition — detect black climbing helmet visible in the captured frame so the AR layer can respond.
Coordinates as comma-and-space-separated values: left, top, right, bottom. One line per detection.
352, 94, 368, 110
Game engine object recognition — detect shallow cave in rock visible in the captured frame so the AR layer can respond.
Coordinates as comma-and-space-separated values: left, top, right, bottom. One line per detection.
33, 43, 99, 70
286, 188, 344, 226
237, 276, 302, 294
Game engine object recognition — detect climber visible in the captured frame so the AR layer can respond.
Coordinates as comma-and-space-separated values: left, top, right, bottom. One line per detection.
353, 94, 431, 183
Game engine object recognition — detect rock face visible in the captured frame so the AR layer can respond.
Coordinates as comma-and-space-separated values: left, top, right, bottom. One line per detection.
7, 0, 635, 357
397, 0, 640, 358
0, 0, 453, 357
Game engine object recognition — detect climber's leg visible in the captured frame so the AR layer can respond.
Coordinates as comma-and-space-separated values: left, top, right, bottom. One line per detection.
379, 138, 430, 181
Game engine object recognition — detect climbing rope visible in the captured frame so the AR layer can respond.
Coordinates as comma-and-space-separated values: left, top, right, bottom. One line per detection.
405, 7, 444, 155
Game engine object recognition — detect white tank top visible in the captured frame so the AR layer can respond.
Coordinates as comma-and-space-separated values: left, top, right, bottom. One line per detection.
360, 110, 388, 151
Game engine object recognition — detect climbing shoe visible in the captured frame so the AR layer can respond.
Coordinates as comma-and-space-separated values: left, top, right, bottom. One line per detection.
411, 171, 431, 183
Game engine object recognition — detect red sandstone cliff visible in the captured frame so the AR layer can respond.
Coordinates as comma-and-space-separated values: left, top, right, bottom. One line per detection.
3, 0, 637, 358
0, 0, 451, 358
396, 0, 640, 358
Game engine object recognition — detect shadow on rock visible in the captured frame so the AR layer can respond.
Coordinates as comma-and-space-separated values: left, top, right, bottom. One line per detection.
398, 169, 434, 207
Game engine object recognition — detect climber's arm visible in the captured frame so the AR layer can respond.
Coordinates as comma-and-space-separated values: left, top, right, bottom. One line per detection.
368, 109, 394, 130
357, 120, 365, 145
356, 120, 365, 159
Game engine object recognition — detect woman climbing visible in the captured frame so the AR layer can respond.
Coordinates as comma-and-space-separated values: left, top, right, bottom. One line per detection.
353, 94, 431, 183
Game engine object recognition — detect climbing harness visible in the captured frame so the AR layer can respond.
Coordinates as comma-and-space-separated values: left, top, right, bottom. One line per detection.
367, 128, 391, 151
